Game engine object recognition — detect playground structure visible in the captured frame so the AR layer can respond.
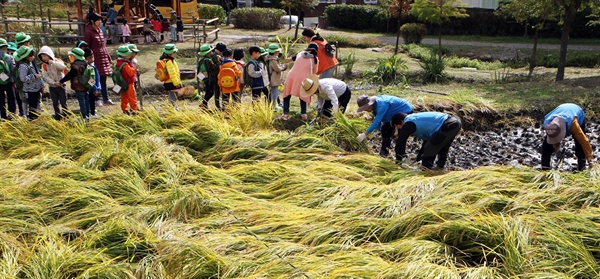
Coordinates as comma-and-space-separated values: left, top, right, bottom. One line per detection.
0, 0, 217, 45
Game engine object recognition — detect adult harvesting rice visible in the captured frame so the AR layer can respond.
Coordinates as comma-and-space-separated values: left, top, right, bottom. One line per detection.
282, 45, 318, 121
301, 27, 338, 78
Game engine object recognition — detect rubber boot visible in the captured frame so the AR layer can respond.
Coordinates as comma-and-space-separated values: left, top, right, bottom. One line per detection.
380, 138, 391, 157
577, 158, 587, 171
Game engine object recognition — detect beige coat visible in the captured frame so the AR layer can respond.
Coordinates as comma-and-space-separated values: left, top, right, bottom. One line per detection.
38, 46, 66, 88
266, 54, 287, 87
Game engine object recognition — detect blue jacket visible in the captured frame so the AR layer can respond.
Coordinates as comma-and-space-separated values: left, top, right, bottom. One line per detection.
543, 103, 585, 138
405, 112, 448, 140
366, 95, 413, 133
90, 63, 101, 92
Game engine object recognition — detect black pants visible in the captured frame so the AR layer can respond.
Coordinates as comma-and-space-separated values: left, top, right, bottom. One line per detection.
26, 91, 40, 120
100, 75, 109, 103
222, 92, 241, 108
0, 82, 17, 119
418, 115, 462, 169
541, 121, 586, 170
88, 88, 97, 116
252, 87, 269, 101
283, 95, 307, 114
322, 86, 351, 117
201, 80, 221, 109
50, 86, 68, 118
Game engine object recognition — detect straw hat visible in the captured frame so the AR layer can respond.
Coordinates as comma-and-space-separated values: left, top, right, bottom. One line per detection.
197, 44, 213, 56
299, 74, 320, 98
163, 44, 178, 55
116, 45, 132, 57
68, 47, 85, 61
545, 116, 567, 145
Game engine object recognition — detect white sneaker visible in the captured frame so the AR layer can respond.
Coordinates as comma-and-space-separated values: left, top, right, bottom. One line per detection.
104, 99, 115, 106
95, 100, 103, 107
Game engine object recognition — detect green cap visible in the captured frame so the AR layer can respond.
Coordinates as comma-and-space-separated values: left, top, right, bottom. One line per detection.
116, 45, 132, 57
13, 45, 33, 61
197, 44, 213, 56
7, 42, 17, 51
259, 47, 268, 56
0, 38, 8, 48
163, 43, 178, 55
267, 43, 282, 54
68, 47, 85, 61
127, 44, 139, 53
15, 32, 31, 45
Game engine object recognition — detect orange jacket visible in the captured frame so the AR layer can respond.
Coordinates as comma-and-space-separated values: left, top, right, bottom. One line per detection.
312, 38, 338, 75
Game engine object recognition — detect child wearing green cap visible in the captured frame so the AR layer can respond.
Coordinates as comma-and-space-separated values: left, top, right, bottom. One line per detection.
197, 44, 221, 109
266, 43, 290, 111
159, 44, 181, 103
0, 38, 17, 119
115, 45, 138, 114
60, 47, 91, 120
15, 45, 44, 120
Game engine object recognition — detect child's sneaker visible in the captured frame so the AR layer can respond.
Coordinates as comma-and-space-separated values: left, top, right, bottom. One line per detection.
95, 100, 103, 107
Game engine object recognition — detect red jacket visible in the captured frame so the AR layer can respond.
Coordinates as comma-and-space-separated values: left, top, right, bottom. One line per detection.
84, 24, 112, 76
116, 58, 136, 84
152, 19, 162, 32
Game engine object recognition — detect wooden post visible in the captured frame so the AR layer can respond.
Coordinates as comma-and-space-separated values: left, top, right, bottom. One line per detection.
202, 21, 206, 43
214, 19, 218, 40
47, 8, 51, 29
124, 0, 131, 23
41, 20, 48, 44
0, 5, 4, 21
67, 11, 72, 31
76, 0, 84, 37
95, 0, 101, 18
16, 4, 19, 20
39, 0, 42, 20
192, 16, 196, 51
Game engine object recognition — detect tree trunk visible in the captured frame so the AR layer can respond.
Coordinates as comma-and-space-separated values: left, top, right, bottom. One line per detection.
555, 5, 577, 81
294, 13, 301, 40
395, 19, 401, 54
288, 7, 292, 30
528, 28, 539, 77
437, 24, 442, 60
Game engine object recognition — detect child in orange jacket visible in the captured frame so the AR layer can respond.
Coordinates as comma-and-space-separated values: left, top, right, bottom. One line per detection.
115, 45, 138, 114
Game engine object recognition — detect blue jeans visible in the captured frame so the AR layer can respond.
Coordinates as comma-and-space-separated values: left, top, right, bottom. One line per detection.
75, 91, 90, 119
170, 25, 177, 42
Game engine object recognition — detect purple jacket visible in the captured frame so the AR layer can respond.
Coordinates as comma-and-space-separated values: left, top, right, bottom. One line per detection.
84, 24, 112, 76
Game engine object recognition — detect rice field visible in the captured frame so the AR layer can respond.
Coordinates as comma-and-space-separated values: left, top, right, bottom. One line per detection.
1, 101, 600, 278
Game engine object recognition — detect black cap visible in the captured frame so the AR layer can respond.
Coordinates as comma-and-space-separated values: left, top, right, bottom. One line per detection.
215, 42, 227, 52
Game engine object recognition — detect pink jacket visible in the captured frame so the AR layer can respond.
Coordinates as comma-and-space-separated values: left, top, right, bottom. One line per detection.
84, 24, 112, 76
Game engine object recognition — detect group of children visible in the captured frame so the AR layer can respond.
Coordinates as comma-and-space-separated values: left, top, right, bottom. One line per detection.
196, 42, 290, 111
143, 13, 184, 44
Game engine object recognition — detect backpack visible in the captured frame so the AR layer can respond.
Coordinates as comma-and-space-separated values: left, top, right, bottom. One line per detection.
155, 59, 169, 82
111, 62, 129, 94
78, 64, 96, 90
325, 42, 336, 57
13, 61, 24, 90
244, 60, 261, 88
0, 54, 11, 86
218, 66, 237, 89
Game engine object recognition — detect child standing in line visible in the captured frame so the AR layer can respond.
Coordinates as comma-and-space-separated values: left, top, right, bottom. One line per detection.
84, 48, 101, 119
266, 43, 290, 111
7, 42, 23, 117
0, 39, 17, 120
159, 44, 181, 103
161, 18, 170, 44
128, 44, 140, 90
38, 45, 68, 120
121, 19, 131, 43
115, 45, 138, 114
14, 46, 43, 120
233, 48, 245, 90
59, 47, 89, 120
198, 44, 221, 109
247, 46, 269, 101
176, 16, 184, 42
217, 48, 242, 107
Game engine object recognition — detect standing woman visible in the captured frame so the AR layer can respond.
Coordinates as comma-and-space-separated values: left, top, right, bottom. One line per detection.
281, 45, 318, 120
301, 27, 338, 78
84, 12, 114, 106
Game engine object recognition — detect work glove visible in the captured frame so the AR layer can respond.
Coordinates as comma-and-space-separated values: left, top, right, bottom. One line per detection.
356, 133, 367, 142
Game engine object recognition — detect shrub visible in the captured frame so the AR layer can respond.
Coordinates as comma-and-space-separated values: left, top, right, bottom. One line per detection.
363, 55, 408, 84
342, 52, 357, 80
324, 5, 388, 30
197, 4, 226, 24
324, 34, 382, 48
399, 23, 427, 44
419, 49, 447, 83
230, 8, 285, 30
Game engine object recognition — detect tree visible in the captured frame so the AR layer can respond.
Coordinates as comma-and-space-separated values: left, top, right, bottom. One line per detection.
386, 0, 412, 54
554, 0, 600, 81
497, 0, 559, 76
410, 0, 469, 60
281, 0, 319, 39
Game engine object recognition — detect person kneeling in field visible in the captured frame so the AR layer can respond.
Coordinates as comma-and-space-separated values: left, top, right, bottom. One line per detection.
541, 103, 594, 171
392, 112, 462, 170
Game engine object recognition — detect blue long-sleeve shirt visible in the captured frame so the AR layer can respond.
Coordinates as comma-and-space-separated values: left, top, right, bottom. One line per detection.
90, 63, 101, 92
366, 95, 413, 134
